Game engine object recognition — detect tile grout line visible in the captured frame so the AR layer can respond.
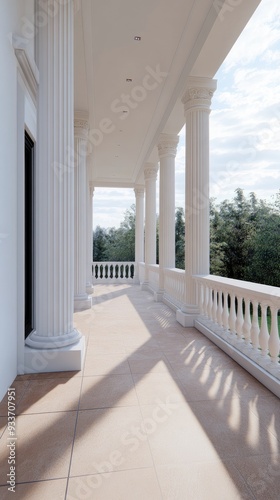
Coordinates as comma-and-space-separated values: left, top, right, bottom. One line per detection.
64, 320, 91, 500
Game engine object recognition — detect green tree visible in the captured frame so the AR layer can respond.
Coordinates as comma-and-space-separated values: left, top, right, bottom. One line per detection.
105, 205, 135, 261
175, 207, 185, 269
210, 189, 280, 287
92, 225, 109, 261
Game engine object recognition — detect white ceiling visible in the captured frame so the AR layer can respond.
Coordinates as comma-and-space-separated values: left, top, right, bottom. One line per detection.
74, 0, 262, 187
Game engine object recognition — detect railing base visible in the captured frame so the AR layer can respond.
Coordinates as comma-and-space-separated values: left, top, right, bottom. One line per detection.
176, 309, 199, 327
195, 317, 280, 399
154, 290, 164, 302
74, 295, 92, 312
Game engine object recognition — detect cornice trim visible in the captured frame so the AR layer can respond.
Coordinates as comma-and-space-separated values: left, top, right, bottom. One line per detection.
12, 34, 39, 105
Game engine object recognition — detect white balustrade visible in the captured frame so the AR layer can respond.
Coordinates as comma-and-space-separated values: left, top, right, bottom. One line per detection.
163, 268, 185, 308
92, 262, 135, 284
148, 264, 160, 292
195, 275, 280, 378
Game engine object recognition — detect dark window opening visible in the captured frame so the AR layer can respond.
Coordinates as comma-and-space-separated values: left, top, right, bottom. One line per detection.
25, 132, 35, 338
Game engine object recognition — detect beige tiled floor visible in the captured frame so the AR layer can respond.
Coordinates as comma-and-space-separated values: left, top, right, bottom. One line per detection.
0, 284, 279, 499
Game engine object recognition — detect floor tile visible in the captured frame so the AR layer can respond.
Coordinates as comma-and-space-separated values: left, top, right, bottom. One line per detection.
0, 381, 30, 416
0, 418, 6, 439
16, 377, 82, 414
80, 374, 138, 409
0, 479, 67, 500
129, 357, 172, 374
189, 398, 279, 459
132, 372, 186, 405
175, 363, 238, 402
247, 395, 280, 442
67, 468, 162, 500
70, 407, 153, 476
1, 284, 278, 498
223, 367, 275, 399
140, 403, 219, 465
83, 352, 130, 376
156, 460, 254, 500
230, 454, 280, 500
0, 412, 76, 484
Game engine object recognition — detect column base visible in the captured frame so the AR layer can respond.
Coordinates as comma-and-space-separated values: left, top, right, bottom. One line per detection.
24, 336, 85, 373
176, 309, 199, 327
74, 294, 92, 312
26, 328, 82, 349
154, 290, 164, 302
86, 282, 94, 295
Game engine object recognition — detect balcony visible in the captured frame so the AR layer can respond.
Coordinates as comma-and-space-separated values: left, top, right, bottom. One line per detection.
0, 282, 279, 498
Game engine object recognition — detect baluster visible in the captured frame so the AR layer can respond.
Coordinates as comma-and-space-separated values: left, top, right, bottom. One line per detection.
228, 293, 237, 334
198, 282, 204, 314
207, 287, 212, 319
243, 298, 252, 344
269, 306, 280, 363
100, 264, 103, 279
250, 300, 260, 349
217, 290, 223, 327
236, 296, 244, 339
222, 291, 229, 330
212, 289, 217, 322
259, 303, 269, 356
202, 285, 207, 316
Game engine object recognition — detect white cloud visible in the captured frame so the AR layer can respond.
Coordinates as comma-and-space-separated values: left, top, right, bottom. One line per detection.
210, 0, 280, 204
94, 0, 280, 227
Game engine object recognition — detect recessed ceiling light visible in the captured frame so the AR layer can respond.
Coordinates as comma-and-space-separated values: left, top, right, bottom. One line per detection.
126, 78, 132, 82
134, 36, 141, 41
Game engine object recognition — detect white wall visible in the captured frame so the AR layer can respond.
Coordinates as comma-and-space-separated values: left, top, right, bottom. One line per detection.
0, 0, 35, 401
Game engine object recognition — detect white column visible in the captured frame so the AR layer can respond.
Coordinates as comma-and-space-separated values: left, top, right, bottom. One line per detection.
142, 163, 158, 288
86, 181, 94, 294
74, 117, 92, 311
25, 1, 84, 371
177, 76, 217, 327
134, 185, 145, 283
157, 133, 179, 298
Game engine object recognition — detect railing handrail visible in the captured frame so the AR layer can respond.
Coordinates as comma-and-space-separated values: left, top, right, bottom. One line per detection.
92, 261, 135, 265
195, 274, 280, 305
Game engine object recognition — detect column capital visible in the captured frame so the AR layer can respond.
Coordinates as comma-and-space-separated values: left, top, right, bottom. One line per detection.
89, 181, 95, 195
134, 185, 145, 198
74, 117, 89, 139
144, 163, 158, 181
157, 133, 179, 159
182, 77, 217, 114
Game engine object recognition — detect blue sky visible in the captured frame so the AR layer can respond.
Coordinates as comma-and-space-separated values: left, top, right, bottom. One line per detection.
93, 0, 280, 229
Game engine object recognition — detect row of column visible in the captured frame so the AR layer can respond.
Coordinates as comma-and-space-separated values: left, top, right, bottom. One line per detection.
135, 77, 216, 326
26, 1, 94, 355
26, 0, 216, 354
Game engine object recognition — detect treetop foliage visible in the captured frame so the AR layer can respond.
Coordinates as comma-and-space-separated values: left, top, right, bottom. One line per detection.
92, 189, 280, 287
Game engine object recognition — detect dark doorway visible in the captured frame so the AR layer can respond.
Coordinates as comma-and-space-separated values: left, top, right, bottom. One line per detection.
24, 132, 35, 338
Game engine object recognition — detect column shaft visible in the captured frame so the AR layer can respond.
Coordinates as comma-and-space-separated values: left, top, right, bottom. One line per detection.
86, 181, 94, 294
134, 186, 145, 282
143, 164, 158, 284
74, 117, 92, 311
158, 133, 179, 292
177, 76, 217, 326
27, 0, 81, 349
